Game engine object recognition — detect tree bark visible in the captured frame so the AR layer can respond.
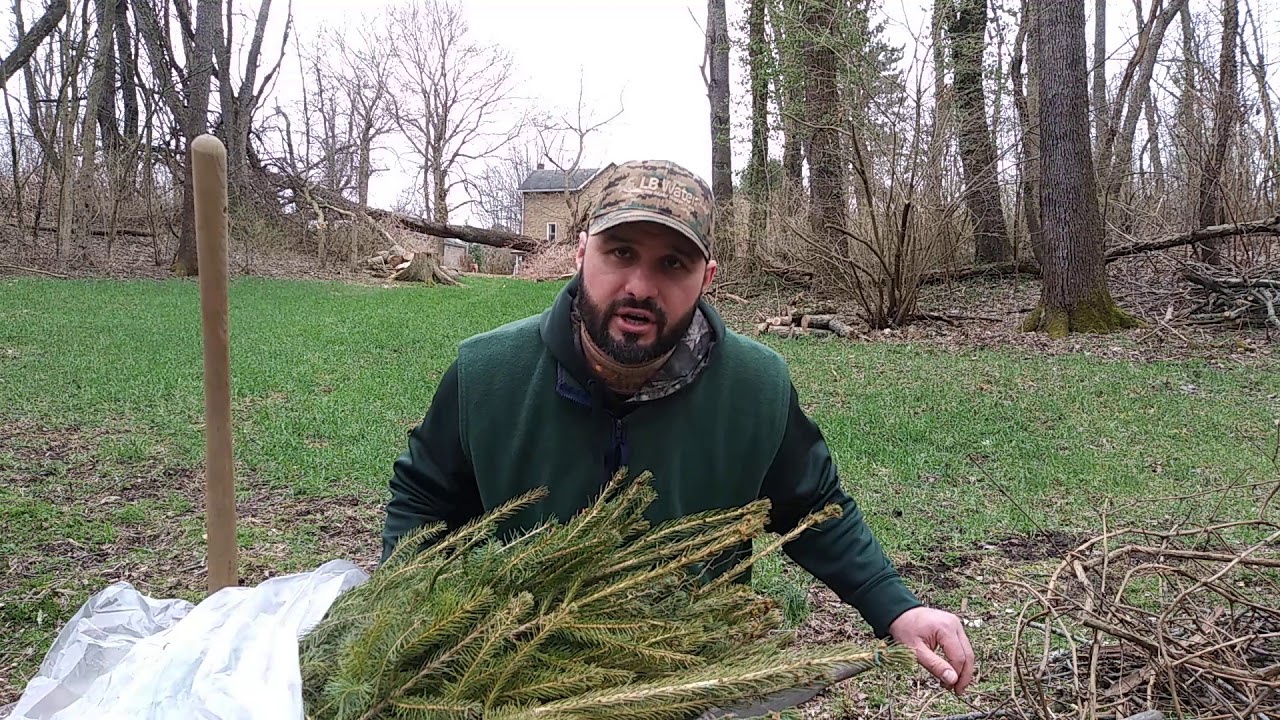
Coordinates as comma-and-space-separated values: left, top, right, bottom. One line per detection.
115, 0, 138, 142
1103, 0, 1186, 232
746, 0, 768, 255
1091, 0, 1106, 149
708, 0, 733, 208
772, 0, 804, 189
950, 0, 1011, 264
1194, 0, 1239, 265
1011, 0, 1042, 265
172, 0, 221, 277
0, 0, 67, 84
800, 0, 845, 245
1022, 0, 1142, 337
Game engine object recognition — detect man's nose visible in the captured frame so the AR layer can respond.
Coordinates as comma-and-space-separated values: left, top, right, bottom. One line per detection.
622, 266, 659, 300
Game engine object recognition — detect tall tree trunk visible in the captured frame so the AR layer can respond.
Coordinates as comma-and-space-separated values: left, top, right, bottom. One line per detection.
115, 0, 138, 142
1104, 0, 1187, 233
800, 0, 845, 244
1144, 93, 1165, 200
1091, 0, 1106, 149
1022, 0, 1142, 337
746, 0, 768, 257
1012, 0, 1042, 264
1241, 3, 1277, 205
772, 0, 804, 190
1195, 0, 1239, 265
950, 0, 1012, 264
77, 0, 117, 245
1175, 1, 1203, 228
707, 0, 733, 211
432, 154, 448, 258
173, 0, 221, 276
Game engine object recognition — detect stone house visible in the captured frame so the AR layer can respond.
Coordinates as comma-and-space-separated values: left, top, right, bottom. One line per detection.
518, 163, 615, 243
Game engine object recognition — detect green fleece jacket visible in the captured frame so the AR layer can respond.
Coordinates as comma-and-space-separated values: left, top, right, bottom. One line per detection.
381, 277, 921, 638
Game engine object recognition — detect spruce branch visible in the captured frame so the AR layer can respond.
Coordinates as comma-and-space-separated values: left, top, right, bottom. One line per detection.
302, 471, 910, 719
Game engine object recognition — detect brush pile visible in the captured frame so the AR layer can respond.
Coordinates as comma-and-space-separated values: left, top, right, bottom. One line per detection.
1011, 455, 1280, 719
299, 469, 911, 720
1182, 263, 1280, 332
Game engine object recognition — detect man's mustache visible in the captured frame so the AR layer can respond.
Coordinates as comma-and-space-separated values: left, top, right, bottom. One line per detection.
607, 298, 667, 329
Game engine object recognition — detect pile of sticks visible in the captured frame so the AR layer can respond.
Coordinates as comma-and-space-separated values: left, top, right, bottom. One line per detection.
755, 309, 855, 339
1008, 449, 1280, 719
1182, 263, 1280, 331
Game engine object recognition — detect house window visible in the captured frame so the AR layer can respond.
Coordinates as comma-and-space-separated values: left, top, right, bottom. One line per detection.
546, 222, 558, 242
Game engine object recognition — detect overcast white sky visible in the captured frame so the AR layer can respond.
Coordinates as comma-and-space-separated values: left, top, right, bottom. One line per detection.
4, 0, 1277, 225
278, 0, 1277, 224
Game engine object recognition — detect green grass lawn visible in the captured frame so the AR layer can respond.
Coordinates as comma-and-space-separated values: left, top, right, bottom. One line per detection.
3, 275, 1278, 712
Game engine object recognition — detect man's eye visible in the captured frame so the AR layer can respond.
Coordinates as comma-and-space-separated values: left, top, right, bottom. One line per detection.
612, 247, 632, 259
664, 257, 685, 270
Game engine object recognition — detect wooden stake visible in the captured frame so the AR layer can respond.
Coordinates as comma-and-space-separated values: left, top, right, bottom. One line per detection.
193, 134, 237, 594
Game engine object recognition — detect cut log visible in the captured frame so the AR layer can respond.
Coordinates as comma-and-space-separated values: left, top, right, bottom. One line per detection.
799, 314, 836, 330
827, 319, 854, 338
763, 326, 833, 338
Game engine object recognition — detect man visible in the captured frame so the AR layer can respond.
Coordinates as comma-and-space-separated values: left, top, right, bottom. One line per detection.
381, 159, 975, 694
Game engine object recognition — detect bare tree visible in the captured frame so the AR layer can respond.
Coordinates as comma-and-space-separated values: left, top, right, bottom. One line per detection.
798, 0, 845, 245
530, 75, 622, 239
1091, 0, 1106, 147
1099, 0, 1187, 233
1023, 0, 1142, 337
387, 0, 520, 258
946, 0, 1011, 264
1, 0, 67, 84
705, 0, 732, 211
1011, 0, 1042, 264
134, 0, 222, 275
213, 0, 292, 189
745, 0, 769, 253
1194, 0, 1240, 265
470, 143, 536, 231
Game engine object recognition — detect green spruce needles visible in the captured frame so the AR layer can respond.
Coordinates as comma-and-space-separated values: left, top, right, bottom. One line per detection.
300, 469, 913, 720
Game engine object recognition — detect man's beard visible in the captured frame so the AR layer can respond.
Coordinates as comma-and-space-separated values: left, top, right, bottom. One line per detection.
577, 283, 694, 365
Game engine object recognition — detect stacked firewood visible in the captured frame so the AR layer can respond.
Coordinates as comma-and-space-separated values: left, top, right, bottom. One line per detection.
755, 309, 855, 339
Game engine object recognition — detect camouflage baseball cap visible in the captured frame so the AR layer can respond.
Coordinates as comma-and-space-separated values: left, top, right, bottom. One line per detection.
587, 160, 715, 260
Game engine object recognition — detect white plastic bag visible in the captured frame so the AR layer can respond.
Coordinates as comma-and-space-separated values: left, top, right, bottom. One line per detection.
4, 559, 368, 720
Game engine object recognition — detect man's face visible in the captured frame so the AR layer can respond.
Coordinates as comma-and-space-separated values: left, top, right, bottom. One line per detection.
575, 221, 717, 364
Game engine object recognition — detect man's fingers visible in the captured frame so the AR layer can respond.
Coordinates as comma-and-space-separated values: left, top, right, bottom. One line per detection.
955, 628, 976, 691
938, 628, 975, 693
910, 641, 959, 687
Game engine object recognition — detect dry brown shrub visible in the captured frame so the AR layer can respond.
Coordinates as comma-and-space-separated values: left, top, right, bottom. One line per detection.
517, 241, 577, 280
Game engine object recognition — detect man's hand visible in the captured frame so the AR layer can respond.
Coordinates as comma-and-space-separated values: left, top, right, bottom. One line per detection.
889, 606, 975, 693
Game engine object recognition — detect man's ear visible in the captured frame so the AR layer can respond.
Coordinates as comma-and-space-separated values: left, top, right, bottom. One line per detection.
575, 232, 588, 271
702, 259, 717, 292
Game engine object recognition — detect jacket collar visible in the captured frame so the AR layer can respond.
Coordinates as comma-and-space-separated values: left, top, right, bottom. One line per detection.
539, 273, 724, 405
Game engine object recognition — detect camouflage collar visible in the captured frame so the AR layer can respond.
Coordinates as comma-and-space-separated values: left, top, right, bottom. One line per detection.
623, 306, 715, 403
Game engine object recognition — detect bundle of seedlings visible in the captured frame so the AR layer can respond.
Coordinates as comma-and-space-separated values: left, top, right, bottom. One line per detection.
299, 469, 912, 720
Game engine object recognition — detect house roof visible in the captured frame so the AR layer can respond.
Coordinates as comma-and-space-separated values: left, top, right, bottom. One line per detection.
518, 165, 610, 193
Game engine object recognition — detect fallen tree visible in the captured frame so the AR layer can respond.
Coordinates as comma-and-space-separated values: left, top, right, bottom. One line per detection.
1105, 214, 1280, 262
265, 169, 539, 253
